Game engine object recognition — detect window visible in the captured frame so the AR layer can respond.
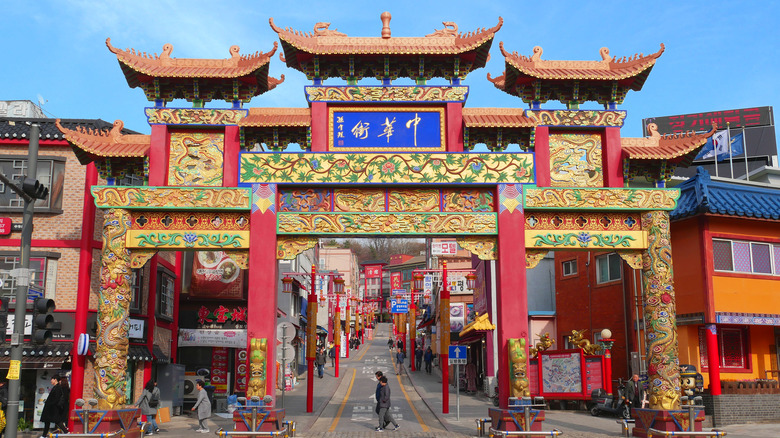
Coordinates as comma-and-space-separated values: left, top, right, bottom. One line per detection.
156, 269, 175, 320
0, 253, 53, 296
129, 269, 144, 313
698, 326, 750, 371
562, 260, 577, 277
0, 156, 65, 212
117, 174, 145, 186
596, 253, 621, 284
712, 238, 780, 276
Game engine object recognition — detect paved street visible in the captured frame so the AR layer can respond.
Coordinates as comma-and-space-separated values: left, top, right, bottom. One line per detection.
141, 323, 779, 437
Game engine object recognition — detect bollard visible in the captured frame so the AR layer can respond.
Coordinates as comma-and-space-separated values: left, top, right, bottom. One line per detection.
475, 418, 492, 437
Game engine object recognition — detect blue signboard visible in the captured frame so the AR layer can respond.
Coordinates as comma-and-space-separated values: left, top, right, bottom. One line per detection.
449, 345, 467, 364
331, 108, 444, 151
390, 299, 409, 314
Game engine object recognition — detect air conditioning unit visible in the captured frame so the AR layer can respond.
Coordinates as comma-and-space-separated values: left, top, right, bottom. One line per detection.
183, 374, 199, 399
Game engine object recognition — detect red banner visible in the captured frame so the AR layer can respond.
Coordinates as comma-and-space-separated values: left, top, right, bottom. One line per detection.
235, 349, 247, 393
190, 251, 244, 299
211, 347, 229, 395
365, 265, 382, 278
391, 272, 402, 290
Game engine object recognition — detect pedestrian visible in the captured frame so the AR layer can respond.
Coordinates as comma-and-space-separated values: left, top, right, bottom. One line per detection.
375, 376, 399, 432
625, 374, 644, 409
191, 379, 211, 433
387, 338, 393, 351
374, 371, 384, 428
414, 345, 424, 371
396, 338, 404, 352
424, 347, 433, 374
40, 375, 69, 437
316, 347, 327, 378
136, 379, 161, 435
395, 347, 405, 374
329, 343, 336, 367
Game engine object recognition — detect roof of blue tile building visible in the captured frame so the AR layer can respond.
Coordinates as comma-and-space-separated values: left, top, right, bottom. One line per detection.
671, 167, 780, 221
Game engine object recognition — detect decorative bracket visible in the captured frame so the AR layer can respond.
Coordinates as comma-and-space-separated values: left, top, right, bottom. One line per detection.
457, 237, 497, 260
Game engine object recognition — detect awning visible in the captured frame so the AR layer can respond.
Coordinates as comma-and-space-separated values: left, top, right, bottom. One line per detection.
316, 325, 328, 335
0, 342, 72, 369
454, 331, 487, 345
128, 345, 153, 361
152, 345, 170, 364
417, 318, 435, 330
459, 313, 495, 337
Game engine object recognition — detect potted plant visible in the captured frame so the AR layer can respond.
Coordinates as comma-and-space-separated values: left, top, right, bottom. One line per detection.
17, 417, 32, 432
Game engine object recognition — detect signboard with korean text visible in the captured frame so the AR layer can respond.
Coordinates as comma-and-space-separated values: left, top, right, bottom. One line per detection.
211, 347, 229, 395
391, 272, 402, 290
448, 274, 472, 295
643, 106, 772, 135
391, 299, 409, 314
128, 318, 145, 339
178, 328, 247, 348
423, 275, 433, 304
0, 217, 11, 235
432, 241, 458, 255
330, 107, 445, 151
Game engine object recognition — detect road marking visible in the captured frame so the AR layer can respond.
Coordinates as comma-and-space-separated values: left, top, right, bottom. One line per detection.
356, 342, 372, 361
328, 368, 356, 432
392, 351, 429, 432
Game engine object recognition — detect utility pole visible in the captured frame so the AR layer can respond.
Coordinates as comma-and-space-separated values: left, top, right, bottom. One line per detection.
2, 123, 47, 438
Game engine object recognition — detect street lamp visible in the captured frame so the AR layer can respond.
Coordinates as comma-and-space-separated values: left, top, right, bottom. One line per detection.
599, 328, 616, 394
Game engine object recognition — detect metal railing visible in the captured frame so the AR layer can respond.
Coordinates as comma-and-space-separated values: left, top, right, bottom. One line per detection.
475, 418, 492, 437
646, 429, 726, 437
489, 428, 562, 437
617, 418, 635, 437
49, 431, 125, 438
214, 424, 289, 437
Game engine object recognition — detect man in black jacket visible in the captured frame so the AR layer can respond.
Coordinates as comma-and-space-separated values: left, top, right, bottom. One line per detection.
375, 376, 399, 432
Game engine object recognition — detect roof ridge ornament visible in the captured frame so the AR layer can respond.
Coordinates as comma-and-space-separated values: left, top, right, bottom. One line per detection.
380, 11, 391, 38
426, 21, 458, 38
313, 22, 346, 37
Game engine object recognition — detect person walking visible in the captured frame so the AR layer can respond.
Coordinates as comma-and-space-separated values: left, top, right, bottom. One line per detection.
191, 379, 212, 433
375, 376, 399, 432
316, 347, 327, 378
387, 338, 393, 351
328, 343, 336, 367
373, 371, 385, 429
136, 379, 161, 435
40, 375, 68, 437
424, 347, 433, 374
395, 347, 405, 375
414, 345, 424, 371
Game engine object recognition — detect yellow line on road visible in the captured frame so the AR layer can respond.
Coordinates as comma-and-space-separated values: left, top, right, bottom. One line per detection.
393, 357, 429, 432
328, 368, 356, 432
356, 341, 372, 361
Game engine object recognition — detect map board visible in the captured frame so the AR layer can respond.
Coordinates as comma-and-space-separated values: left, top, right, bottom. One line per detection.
541, 351, 583, 395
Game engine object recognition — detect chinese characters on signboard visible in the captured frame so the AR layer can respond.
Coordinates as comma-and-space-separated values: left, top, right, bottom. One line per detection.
331, 109, 444, 150
391, 272, 402, 290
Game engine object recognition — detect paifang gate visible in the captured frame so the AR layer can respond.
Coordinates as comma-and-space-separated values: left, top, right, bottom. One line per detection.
59, 12, 716, 435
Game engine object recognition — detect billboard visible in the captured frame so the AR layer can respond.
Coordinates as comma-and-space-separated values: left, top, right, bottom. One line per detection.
642, 106, 773, 135
190, 251, 244, 299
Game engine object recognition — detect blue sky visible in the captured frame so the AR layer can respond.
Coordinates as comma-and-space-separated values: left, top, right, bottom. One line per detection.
3, 0, 779, 138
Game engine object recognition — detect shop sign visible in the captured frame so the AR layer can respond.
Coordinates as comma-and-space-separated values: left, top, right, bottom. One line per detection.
197, 305, 248, 325
128, 318, 145, 339
432, 241, 458, 255
178, 328, 247, 348
450, 303, 465, 332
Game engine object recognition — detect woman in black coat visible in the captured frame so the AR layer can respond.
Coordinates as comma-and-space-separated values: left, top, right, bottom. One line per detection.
40, 375, 69, 436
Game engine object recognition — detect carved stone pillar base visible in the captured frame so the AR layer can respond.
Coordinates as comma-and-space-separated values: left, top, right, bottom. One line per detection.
70, 408, 141, 435
631, 408, 705, 437
232, 408, 286, 432
488, 407, 545, 432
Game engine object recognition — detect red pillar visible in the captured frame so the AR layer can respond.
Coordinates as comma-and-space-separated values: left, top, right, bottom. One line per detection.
172, 252, 182, 363
705, 324, 722, 395
441, 261, 450, 414
533, 126, 550, 187
70, 163, 97, 429
148, 124, 169, 185
248, 184, 278, 402
143, 255, 160, 384
603, 127, 624, 188
334, 294, 340, 378
307, 265, 316, 412
496, 184, 529, 409
223, 125, 240, 186
346, 299, 350, 359
446, 102, 463, 152
604, 347, 613, 394
310, 102, 328, 151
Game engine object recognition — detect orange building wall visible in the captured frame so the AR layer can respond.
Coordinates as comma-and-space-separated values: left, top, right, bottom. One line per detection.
669, 218, 706, 315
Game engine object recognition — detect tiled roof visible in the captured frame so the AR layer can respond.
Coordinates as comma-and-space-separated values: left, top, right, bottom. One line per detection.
671, 167, 780, 221
239, 108, 311, 128
55, 119, 150, 164
499, 43, 664, 82
623, 123, 715, 165
270, 15, 503, 57
0, 117, 137, 141
106, 38, 278, 81
462, 108, 535, 128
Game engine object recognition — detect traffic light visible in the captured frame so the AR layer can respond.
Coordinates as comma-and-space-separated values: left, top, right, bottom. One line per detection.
21, 177, 48, 200
32, 298, 55, 344
0, 297, 8, 344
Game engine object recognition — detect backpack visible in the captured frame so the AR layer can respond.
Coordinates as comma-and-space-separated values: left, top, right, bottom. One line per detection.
148, 391, 159, 408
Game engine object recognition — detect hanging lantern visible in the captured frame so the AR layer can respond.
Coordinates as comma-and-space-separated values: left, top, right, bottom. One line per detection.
282, 276, 293, 293
413, 272, 424, 291
466, 272, 477, 290
333, 276, 345, 294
